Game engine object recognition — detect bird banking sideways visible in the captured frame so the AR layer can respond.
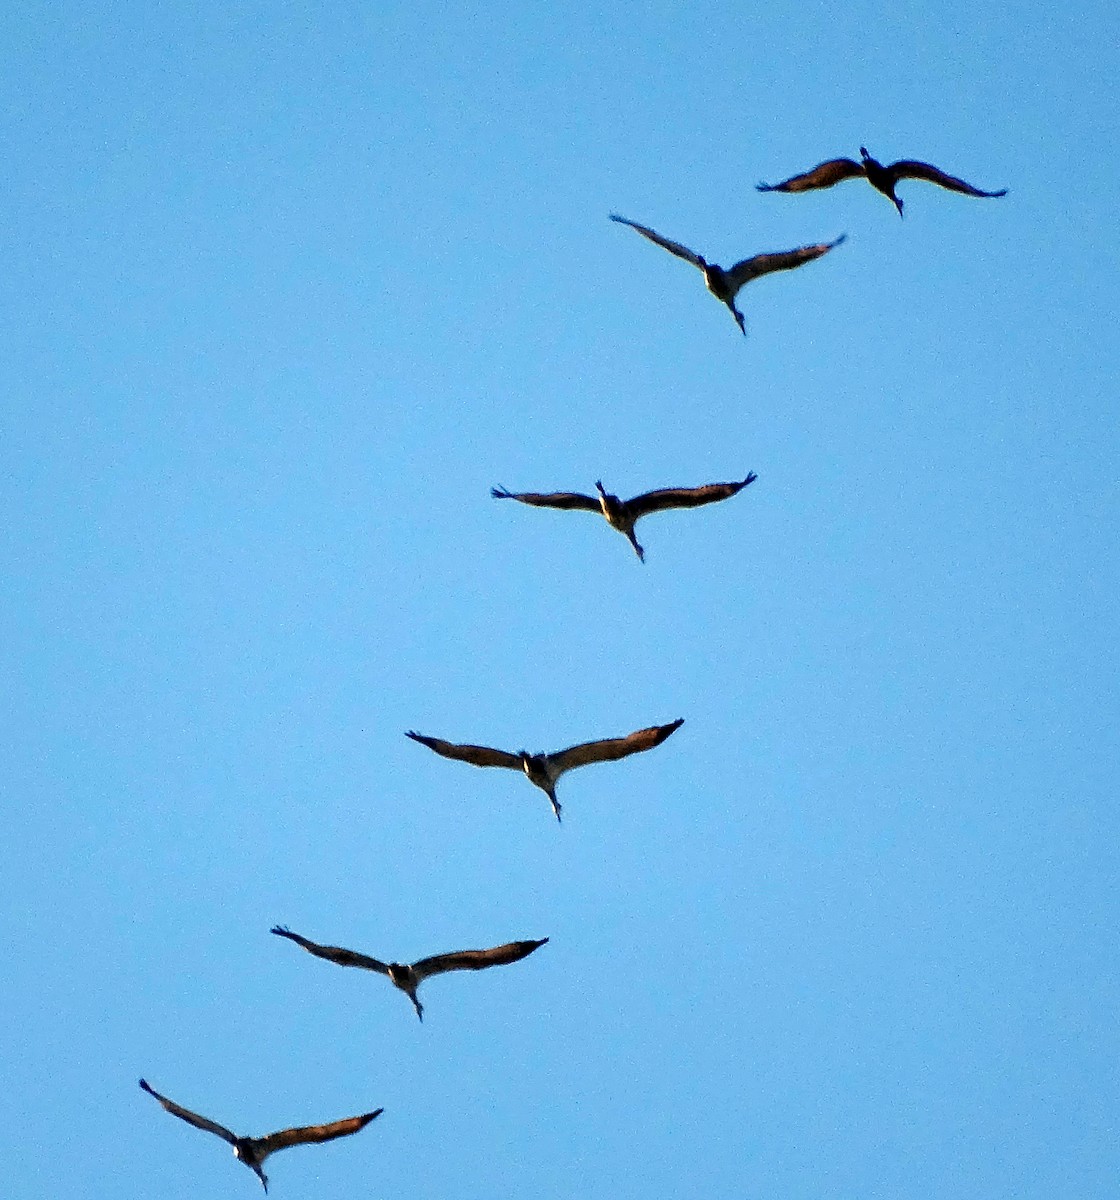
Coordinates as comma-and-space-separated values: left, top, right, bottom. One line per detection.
406, 719, 684, 821
271, 927, 548, 1020
138, 1079, 381, 1192
492, 475, 757, 561
757, 146, 1007, 217
610, 214, 845, 335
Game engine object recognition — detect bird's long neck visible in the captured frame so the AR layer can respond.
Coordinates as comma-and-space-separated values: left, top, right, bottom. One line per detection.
595, 484, 627, 526
236, 1143, 269, 1192
859, 149, 903, 215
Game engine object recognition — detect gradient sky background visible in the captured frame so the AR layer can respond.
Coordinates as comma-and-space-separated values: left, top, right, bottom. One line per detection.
3, 2, 1118, 1198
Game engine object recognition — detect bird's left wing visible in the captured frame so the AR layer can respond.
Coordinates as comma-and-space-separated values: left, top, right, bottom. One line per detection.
626, 474, 757, 518
405, 732, 522, 770
271, 927, 390, 975
725, 235, 846, 293
756, 157, 865, 192
412, 939, 549, 980
551, 718, 684, 773
254, 1110, 383, 1156
889, 160, 1007, 197
139, 1080, 238, 1145
609, 215, 705, 268
491, 487, 601, 512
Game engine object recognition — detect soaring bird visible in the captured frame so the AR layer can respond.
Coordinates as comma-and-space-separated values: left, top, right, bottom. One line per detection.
757, 147, 1007, 217
492, 475, 757, 562
405, 719, 684, 821
138, 1079, 381, 1192
609, 213, 844, 335
270, 927, 548, 1021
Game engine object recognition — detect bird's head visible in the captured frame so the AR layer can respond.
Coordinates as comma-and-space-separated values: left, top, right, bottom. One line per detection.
859, 145, 872, 161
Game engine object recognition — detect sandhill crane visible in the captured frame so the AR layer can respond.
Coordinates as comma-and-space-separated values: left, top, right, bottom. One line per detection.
405, 719, 684, 821
271, 928, 548, 1020
757, 147, 1007, 217
492, 475, 757, 561
609, 214, 844, 334
138, 1079, 380, 1192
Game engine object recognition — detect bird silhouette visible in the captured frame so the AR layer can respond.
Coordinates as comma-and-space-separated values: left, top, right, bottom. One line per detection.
405, 719, 684, 821
138, 1079, 381, 1192
492, 475, 757, 561
270, 928, 548, 1020
757, 147, 1007, 217
610, 213, 844, 334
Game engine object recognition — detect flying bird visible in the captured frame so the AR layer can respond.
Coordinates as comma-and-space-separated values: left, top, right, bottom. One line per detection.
492, 475, 757, 561
609, 213, 844, 335
270, 927, 548, 1021
757, 147, 1008, 217
405, 718, 684, 821
138, 1078, 381, 1192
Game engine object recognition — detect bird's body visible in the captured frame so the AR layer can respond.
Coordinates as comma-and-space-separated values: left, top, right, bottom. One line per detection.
405, 719, 684, 820
492, 476, 757, 561
271, 927, 548, 1020
138, 1079, 381, 1192
609, 213, 844, 334
757, 147, 1007, 217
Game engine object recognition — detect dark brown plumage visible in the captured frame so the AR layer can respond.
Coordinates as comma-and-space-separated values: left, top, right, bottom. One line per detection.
270, 927, 548, 1020
138, 1078, 381, 1192
405, 719, 684, 821
757, 147, 1007, 217
610, 213, 844, 334
492, 475, 757, 561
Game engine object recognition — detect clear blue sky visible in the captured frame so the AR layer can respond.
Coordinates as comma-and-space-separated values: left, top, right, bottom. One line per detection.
2, 2, 1118, 1197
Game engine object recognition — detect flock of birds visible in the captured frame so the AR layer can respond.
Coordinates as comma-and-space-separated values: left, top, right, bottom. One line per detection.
138, 145, 1006, 1191
611, 146, 1005, 336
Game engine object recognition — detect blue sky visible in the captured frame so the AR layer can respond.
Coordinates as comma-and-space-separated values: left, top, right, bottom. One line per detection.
2, 2, 1118, 1197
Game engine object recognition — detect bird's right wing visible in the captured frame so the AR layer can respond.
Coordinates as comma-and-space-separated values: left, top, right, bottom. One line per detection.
491, 487, 600, 512
270, 927, 390, 975
405, 732, 522, 770
139, 1079, 238, 1145
551, 718, 684, 774
412, 938, 549, 980
627, 474, 757, 518
725, 236, 846, 293
888, 160, 1007, 197
254, 1110, 383, 1157
609, 215, 705, 268
756, 157, 864, 192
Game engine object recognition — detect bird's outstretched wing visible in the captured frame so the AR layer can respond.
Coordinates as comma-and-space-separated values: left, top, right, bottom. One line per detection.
139, 1079, 238, 1145
491, 487, 600, 512
405, 732, 522, 770
551, 718, 684, 774
756, 157, 865, 192
725, 235, 846, 294
271, 927, 390, 975
888, 159, 1007, 197
609, 215, 705, 268
412, 938, 549, 980
626, 474, 757, 518
253, 1110, 383, 1157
